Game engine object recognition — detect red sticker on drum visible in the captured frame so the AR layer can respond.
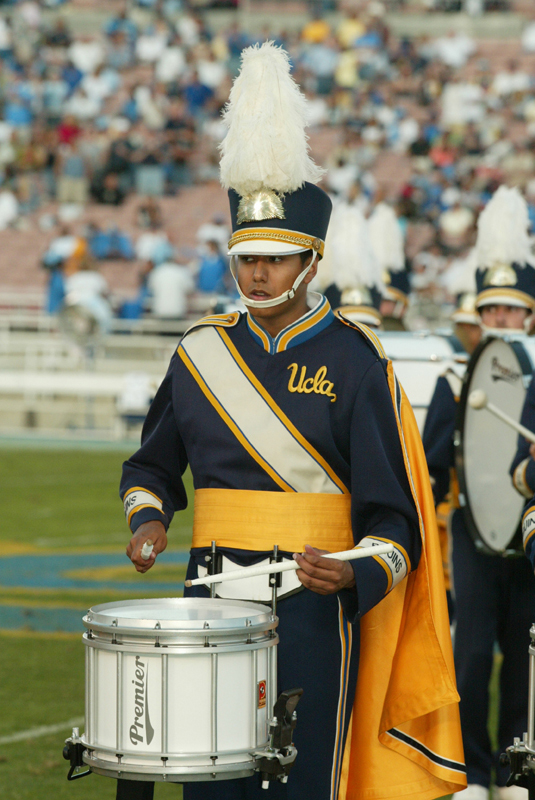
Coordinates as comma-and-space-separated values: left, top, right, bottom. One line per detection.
258, 680, 266, 709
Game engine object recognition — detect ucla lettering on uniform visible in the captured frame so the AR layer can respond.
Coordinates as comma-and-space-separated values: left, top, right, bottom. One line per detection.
287, 363, 337, 402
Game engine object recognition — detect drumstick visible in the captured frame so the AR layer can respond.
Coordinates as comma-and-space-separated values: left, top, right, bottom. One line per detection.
185, 543, 394, 588
141, 539, 154, 560
468, 390, 535, 444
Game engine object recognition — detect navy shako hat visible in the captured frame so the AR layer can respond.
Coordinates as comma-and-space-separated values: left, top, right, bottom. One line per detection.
475, 262, 535, 311
227, 183, 332, 258
383, 268, 410, 305
338, 286, 383, 328
219, 43, 330, 261
474, 185, 535, 311
452, 292, 479, 325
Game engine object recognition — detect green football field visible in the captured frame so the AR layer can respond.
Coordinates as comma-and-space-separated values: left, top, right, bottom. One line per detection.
0, 446, 502, 800
0, 447, 190, 800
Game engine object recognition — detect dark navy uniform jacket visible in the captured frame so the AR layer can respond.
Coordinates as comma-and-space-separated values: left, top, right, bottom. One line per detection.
511, 373, 535, 567
120, 298, 421, 623
422, 374, 458, 507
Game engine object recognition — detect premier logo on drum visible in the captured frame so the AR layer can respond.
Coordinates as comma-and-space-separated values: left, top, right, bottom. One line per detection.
491, 357, 522, 385
129, 656, 155, 746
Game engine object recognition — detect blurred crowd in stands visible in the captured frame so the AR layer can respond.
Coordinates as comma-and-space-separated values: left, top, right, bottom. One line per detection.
0, 0, 535, 328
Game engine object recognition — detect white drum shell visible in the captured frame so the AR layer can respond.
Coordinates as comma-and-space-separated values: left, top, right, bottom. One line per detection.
81, 598, 278, 782
378, 331, 465, 431
457, 336, 535, 555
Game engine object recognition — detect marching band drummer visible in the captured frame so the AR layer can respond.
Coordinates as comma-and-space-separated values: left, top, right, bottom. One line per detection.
423, 186, 535, 800
118, 43, 465, 800
510, 250, 535, 573
430, 249, 482, 619
424, 291, 482, 623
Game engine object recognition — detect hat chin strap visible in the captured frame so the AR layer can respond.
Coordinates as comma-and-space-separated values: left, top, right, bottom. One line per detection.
481, 318, 533, 337
230, 253, 316, 309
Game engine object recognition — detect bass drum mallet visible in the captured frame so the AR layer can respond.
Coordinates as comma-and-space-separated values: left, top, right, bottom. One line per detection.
468, 389, 535, 444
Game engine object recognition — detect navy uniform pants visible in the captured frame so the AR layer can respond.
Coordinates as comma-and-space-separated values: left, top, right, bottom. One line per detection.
451, 510, 535, 788
116, 589, 360, 800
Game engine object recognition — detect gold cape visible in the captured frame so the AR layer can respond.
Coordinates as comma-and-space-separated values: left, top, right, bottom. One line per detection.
339, 361, 466, 799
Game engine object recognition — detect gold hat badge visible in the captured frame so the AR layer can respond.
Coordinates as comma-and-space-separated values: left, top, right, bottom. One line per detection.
483, 263, 518, 287
237, 189, 285, 224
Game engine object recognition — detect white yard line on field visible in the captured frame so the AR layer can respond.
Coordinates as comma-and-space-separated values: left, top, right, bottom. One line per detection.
0, 717, 84, 745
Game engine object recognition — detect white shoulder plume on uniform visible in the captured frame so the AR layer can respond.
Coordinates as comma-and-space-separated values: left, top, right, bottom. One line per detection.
317, 201, 382, 292
219, 41, 325, 197
368, 202, 405, 272
442, 247, 478, 295
476, 185, 533, 269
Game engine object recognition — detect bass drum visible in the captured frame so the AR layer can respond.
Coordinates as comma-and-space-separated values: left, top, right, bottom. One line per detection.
455, 335, 535, 556
378, 331, 466, 431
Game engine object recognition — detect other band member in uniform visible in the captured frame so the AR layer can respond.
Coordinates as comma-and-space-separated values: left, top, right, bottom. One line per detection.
513, 371, 535, 514
451, 291, 482, 357
432, 251, 482, 616
513, 381, 535, 569
118, 43, 465, 800
510, 211, 535, 567
319, 201, 383, 328
368, 201, 410, 331
426, 293, 482, 622
424, 186, 535, 800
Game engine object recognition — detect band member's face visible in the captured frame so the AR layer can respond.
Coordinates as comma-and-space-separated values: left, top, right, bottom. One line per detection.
379, 299, 399, 318
236, 253, 317, 331
454, 322, 482, 354
236, 254, 309, 301
479, 304, 530, 330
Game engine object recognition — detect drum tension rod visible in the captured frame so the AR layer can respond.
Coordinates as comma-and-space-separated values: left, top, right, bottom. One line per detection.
63, 727, 91, 781
269, 545, 282, 622
206, 541, 222, 599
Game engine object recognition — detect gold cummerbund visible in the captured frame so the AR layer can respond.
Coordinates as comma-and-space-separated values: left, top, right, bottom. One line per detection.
192, 488, 353, 552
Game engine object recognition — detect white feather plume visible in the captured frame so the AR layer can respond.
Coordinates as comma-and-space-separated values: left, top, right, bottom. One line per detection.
317, 201, 383, 292
476, 185, 533, 268
219, 42, 325, 197
368, 202, 405, 272
442, 247, 479, 295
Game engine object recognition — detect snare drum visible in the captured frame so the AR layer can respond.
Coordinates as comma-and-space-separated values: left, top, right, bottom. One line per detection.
455, 335, 535, 556
378, 331, 465, 431
81, 598, 278, 782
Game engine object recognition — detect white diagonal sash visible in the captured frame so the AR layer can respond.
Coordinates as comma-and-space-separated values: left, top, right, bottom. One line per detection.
179, 326, 345, 494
